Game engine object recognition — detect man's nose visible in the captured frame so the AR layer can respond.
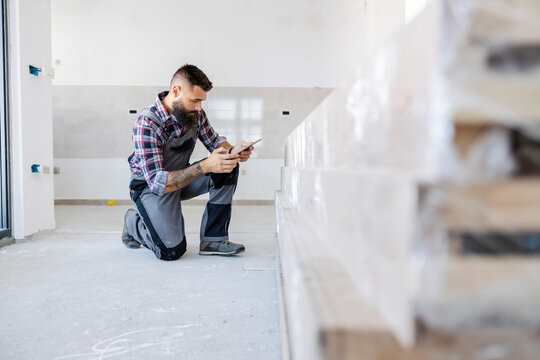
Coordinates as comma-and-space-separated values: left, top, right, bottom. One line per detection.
195, 103, 202, 111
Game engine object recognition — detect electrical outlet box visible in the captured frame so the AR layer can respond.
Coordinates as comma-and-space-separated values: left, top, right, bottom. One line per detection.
42, 166, 50, 174
53, 167, 60, 174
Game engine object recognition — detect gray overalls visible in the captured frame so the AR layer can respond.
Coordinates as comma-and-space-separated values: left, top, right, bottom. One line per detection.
126, 109, 239, 261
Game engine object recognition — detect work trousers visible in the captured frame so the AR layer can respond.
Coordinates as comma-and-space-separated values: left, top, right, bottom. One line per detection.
126, 169, 238, 261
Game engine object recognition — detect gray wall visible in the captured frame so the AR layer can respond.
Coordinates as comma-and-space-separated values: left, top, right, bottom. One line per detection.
53, 86, 332, 160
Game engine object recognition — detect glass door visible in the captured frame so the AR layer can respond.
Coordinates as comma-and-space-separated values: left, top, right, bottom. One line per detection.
0, 0, 10, 240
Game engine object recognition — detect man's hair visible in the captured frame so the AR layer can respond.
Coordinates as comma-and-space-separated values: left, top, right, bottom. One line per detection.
170, 64, 213, 91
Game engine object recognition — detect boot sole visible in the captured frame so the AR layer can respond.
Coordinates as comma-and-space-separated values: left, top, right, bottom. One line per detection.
199, 248, 245, 256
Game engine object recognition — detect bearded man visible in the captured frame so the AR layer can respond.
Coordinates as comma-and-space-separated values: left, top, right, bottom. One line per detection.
122, 64, 253, 261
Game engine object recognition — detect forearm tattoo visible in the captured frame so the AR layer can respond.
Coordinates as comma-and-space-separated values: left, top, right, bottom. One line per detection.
165, 163, 204, 192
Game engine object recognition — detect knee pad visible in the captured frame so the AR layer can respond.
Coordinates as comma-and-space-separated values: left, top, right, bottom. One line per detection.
158, 237, 187, 261
210, 164, 239, 189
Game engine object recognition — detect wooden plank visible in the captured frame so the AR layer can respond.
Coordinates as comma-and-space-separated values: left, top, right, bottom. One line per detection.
452, 77, 540, 126
444, 178, 540, 232
413, 255, 540, 360
322, 327, 540, 360
417, 256, 540, 330
453, 123, 490, 156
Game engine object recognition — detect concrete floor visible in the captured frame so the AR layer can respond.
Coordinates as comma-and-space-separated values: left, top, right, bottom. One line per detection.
0, 205, 280, 360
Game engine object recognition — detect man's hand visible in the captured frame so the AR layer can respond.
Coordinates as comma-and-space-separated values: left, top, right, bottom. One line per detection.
231, 142, 254, 162
203, 147, 240, 173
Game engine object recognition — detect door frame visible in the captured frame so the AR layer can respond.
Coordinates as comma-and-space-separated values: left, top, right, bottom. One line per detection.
0, 0, 10, 241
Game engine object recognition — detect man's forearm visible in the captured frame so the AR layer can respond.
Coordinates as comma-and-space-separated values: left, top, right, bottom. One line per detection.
163, 162, 207, 194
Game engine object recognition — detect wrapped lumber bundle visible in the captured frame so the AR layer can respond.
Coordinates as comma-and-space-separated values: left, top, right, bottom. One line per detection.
276, 1, 540, 359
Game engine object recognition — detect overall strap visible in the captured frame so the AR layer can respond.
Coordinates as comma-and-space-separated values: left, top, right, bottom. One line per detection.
127, 108, 163, 165
140, 108, 161, 124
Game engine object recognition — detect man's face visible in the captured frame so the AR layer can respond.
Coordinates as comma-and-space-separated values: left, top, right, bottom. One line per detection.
171, 85, 207, 129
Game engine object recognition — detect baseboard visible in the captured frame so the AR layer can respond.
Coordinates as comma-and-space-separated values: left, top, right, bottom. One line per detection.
55, 199, 133, 205
54, 199, 275, 206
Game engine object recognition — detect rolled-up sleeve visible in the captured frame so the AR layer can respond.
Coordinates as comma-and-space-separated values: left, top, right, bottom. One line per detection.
198, 110, 227, 152
132, 117, 169, 196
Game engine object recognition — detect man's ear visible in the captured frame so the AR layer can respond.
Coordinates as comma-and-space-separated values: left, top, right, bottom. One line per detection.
172, 85, 182, 98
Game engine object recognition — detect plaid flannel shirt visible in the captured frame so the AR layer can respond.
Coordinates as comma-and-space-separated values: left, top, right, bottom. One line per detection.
129, 91, 226, 195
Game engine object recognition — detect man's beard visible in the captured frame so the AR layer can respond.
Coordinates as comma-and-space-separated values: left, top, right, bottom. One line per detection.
172, 100, 198, 129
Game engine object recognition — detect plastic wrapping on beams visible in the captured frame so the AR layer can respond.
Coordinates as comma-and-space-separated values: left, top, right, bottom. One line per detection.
446, 0, 540, 125
451, 123, 540, 183
286, 1, 452, 183
453, 126, 516, 183
281, 167, 422, 347
275, 192, 404, 360
281, 1, 451, 349
277, 0, 540, 356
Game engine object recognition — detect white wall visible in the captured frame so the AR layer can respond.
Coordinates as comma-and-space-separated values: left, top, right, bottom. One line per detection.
51, 0, 368, 88
50, 0, 412, 202
10, 0, 55, 239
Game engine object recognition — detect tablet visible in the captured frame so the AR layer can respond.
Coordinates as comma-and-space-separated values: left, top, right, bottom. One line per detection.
233, 139, 261, 154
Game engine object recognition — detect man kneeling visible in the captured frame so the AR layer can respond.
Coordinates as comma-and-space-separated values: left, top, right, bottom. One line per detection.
122, 64, 253, 261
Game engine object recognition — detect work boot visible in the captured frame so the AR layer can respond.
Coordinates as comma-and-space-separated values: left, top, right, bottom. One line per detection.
199, 240, 245, 256
122, 209, 141, 249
